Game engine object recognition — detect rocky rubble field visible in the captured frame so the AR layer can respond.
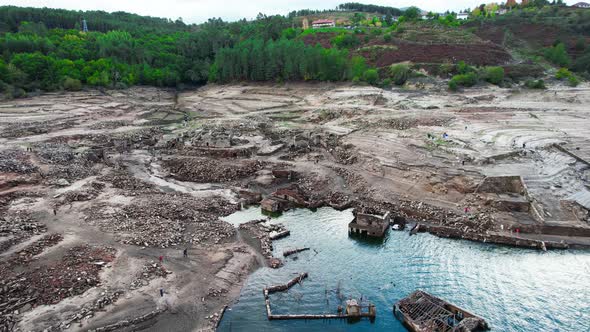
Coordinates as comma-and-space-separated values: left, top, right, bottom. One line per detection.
0, 83, 589, 331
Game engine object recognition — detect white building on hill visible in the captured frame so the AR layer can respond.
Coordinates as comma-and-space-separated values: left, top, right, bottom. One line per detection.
457, 12, 469, 20
312, 19, 335, 28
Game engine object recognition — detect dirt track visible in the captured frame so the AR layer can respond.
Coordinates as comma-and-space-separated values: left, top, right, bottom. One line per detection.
1, 82, 589, 331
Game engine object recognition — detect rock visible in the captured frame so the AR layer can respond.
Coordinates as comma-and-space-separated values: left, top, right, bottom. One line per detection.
57, 178, 70, 187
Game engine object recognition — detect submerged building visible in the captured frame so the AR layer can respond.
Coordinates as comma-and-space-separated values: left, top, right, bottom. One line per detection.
348, 211, 390, 237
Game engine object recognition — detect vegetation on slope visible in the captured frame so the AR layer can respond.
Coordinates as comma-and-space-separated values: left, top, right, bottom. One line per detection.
0, 2, 589, 99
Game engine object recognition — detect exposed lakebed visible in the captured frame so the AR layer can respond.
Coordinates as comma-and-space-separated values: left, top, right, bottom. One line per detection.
219, 207, 590, 332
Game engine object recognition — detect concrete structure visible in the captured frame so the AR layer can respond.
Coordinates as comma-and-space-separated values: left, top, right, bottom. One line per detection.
572, 2, 590, 8
348, 211, 390, 237
312, 19, 335, 28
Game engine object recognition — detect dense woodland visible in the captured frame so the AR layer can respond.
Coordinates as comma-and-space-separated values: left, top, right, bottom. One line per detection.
0, 3, 589, 98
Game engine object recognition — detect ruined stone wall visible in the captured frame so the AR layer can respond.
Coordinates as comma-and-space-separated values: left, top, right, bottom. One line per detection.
476, 176, 525, 194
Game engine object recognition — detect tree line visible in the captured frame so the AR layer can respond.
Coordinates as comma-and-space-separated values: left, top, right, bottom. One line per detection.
0, 5, 189, 34
337, 3, 405, 17
210, 38, 370, 82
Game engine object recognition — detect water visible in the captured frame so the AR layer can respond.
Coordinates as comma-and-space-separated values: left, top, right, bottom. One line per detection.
219, 207, 590, 332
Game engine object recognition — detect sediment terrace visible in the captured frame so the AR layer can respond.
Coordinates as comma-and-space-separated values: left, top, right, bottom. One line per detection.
0, 83, 589, 331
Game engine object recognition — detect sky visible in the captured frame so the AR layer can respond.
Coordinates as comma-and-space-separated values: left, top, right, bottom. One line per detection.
2, 0, 578, 24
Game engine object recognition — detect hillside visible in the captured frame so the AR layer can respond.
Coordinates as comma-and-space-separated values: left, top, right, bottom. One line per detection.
0, 3, 589, 98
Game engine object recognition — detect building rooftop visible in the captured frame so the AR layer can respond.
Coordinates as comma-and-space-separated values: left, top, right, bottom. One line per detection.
312, 19, 335, 24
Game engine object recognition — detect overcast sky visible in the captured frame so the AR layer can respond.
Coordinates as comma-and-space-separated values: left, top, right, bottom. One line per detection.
3, 0, 578, 24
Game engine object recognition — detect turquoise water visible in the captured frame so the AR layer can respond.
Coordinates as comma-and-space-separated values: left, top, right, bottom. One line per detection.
219, 207, 590, 332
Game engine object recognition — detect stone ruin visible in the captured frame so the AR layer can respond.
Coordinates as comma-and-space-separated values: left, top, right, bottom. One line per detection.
348, 210, 391, 238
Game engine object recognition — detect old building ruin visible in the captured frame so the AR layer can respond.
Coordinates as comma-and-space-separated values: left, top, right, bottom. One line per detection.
348, 210, 391, 238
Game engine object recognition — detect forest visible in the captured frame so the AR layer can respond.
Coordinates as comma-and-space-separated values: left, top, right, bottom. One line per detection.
1, 3, 589, 98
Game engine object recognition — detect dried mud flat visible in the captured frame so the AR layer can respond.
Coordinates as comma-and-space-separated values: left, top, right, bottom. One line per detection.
1, 82, 590, 331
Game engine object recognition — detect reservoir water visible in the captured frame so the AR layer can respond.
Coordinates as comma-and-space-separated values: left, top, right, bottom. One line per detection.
219, 207, 590, 332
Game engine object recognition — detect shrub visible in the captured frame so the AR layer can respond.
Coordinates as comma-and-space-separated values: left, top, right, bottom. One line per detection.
555, 67, 572, 80
448, 79, 458, 91
555, 68, 580, 86
573, 52, 590, 74
63, 77, 82, 91
331, 33, 360, 49
383, 33, 392, 42
568, 75, 580, 87
457, 60, 474, 74
362, 69, 379, 85
544, 43, 571, 67
437, 63, 454, 77
449, 72, 478, 91
381, 78, 392, 88
524, 79, 546, 89
389, 64, 411, 85
483, 66, 504, 85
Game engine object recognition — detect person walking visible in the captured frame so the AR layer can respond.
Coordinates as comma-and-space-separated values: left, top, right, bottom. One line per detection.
183, 248, 188, 258
159, 255, 163, 263
160, 288, 164, 297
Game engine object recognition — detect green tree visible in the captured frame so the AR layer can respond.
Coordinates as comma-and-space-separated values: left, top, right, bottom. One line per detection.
362, 68, 379, 85
544, 43, 571, 67
404, 7, 421, 20
483, 66, 504, 85
389, 64, 411, 85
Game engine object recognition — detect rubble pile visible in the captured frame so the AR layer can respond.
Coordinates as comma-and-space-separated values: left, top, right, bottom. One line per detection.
111, 127, 162, 147
359, 196, 497, 235
353, 115, 454, 131
189, 219, 235, 244
97, 193, 237, 247
164, 157, 265, 183
0, 150, 38, 174
0, 210, 47, 254
88, 309, 163, 332
239, 220, 288, 268
332, 167, 371, 196
206, 287, 229, 299
100, 171, 154, 191
60, 182, 105, 205
327, 191, 353, 209
34, 143, 102, 180
47, 164, 98, 181
129, 261, 170, 290
0, 120, 77, 139
330, 144, 358, 165
34, 143, 76, 164
54, 291, 123, 331
0, 234, 63, 276
89, 120, 132, 130
0, 245, 115, 330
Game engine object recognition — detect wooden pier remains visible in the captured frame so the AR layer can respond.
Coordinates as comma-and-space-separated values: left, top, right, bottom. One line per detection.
282, 247, 310, 257
263, 273, 376, 321
265, 273, 308, 294
394, 290, 489, 332
269, 230, 290, 240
